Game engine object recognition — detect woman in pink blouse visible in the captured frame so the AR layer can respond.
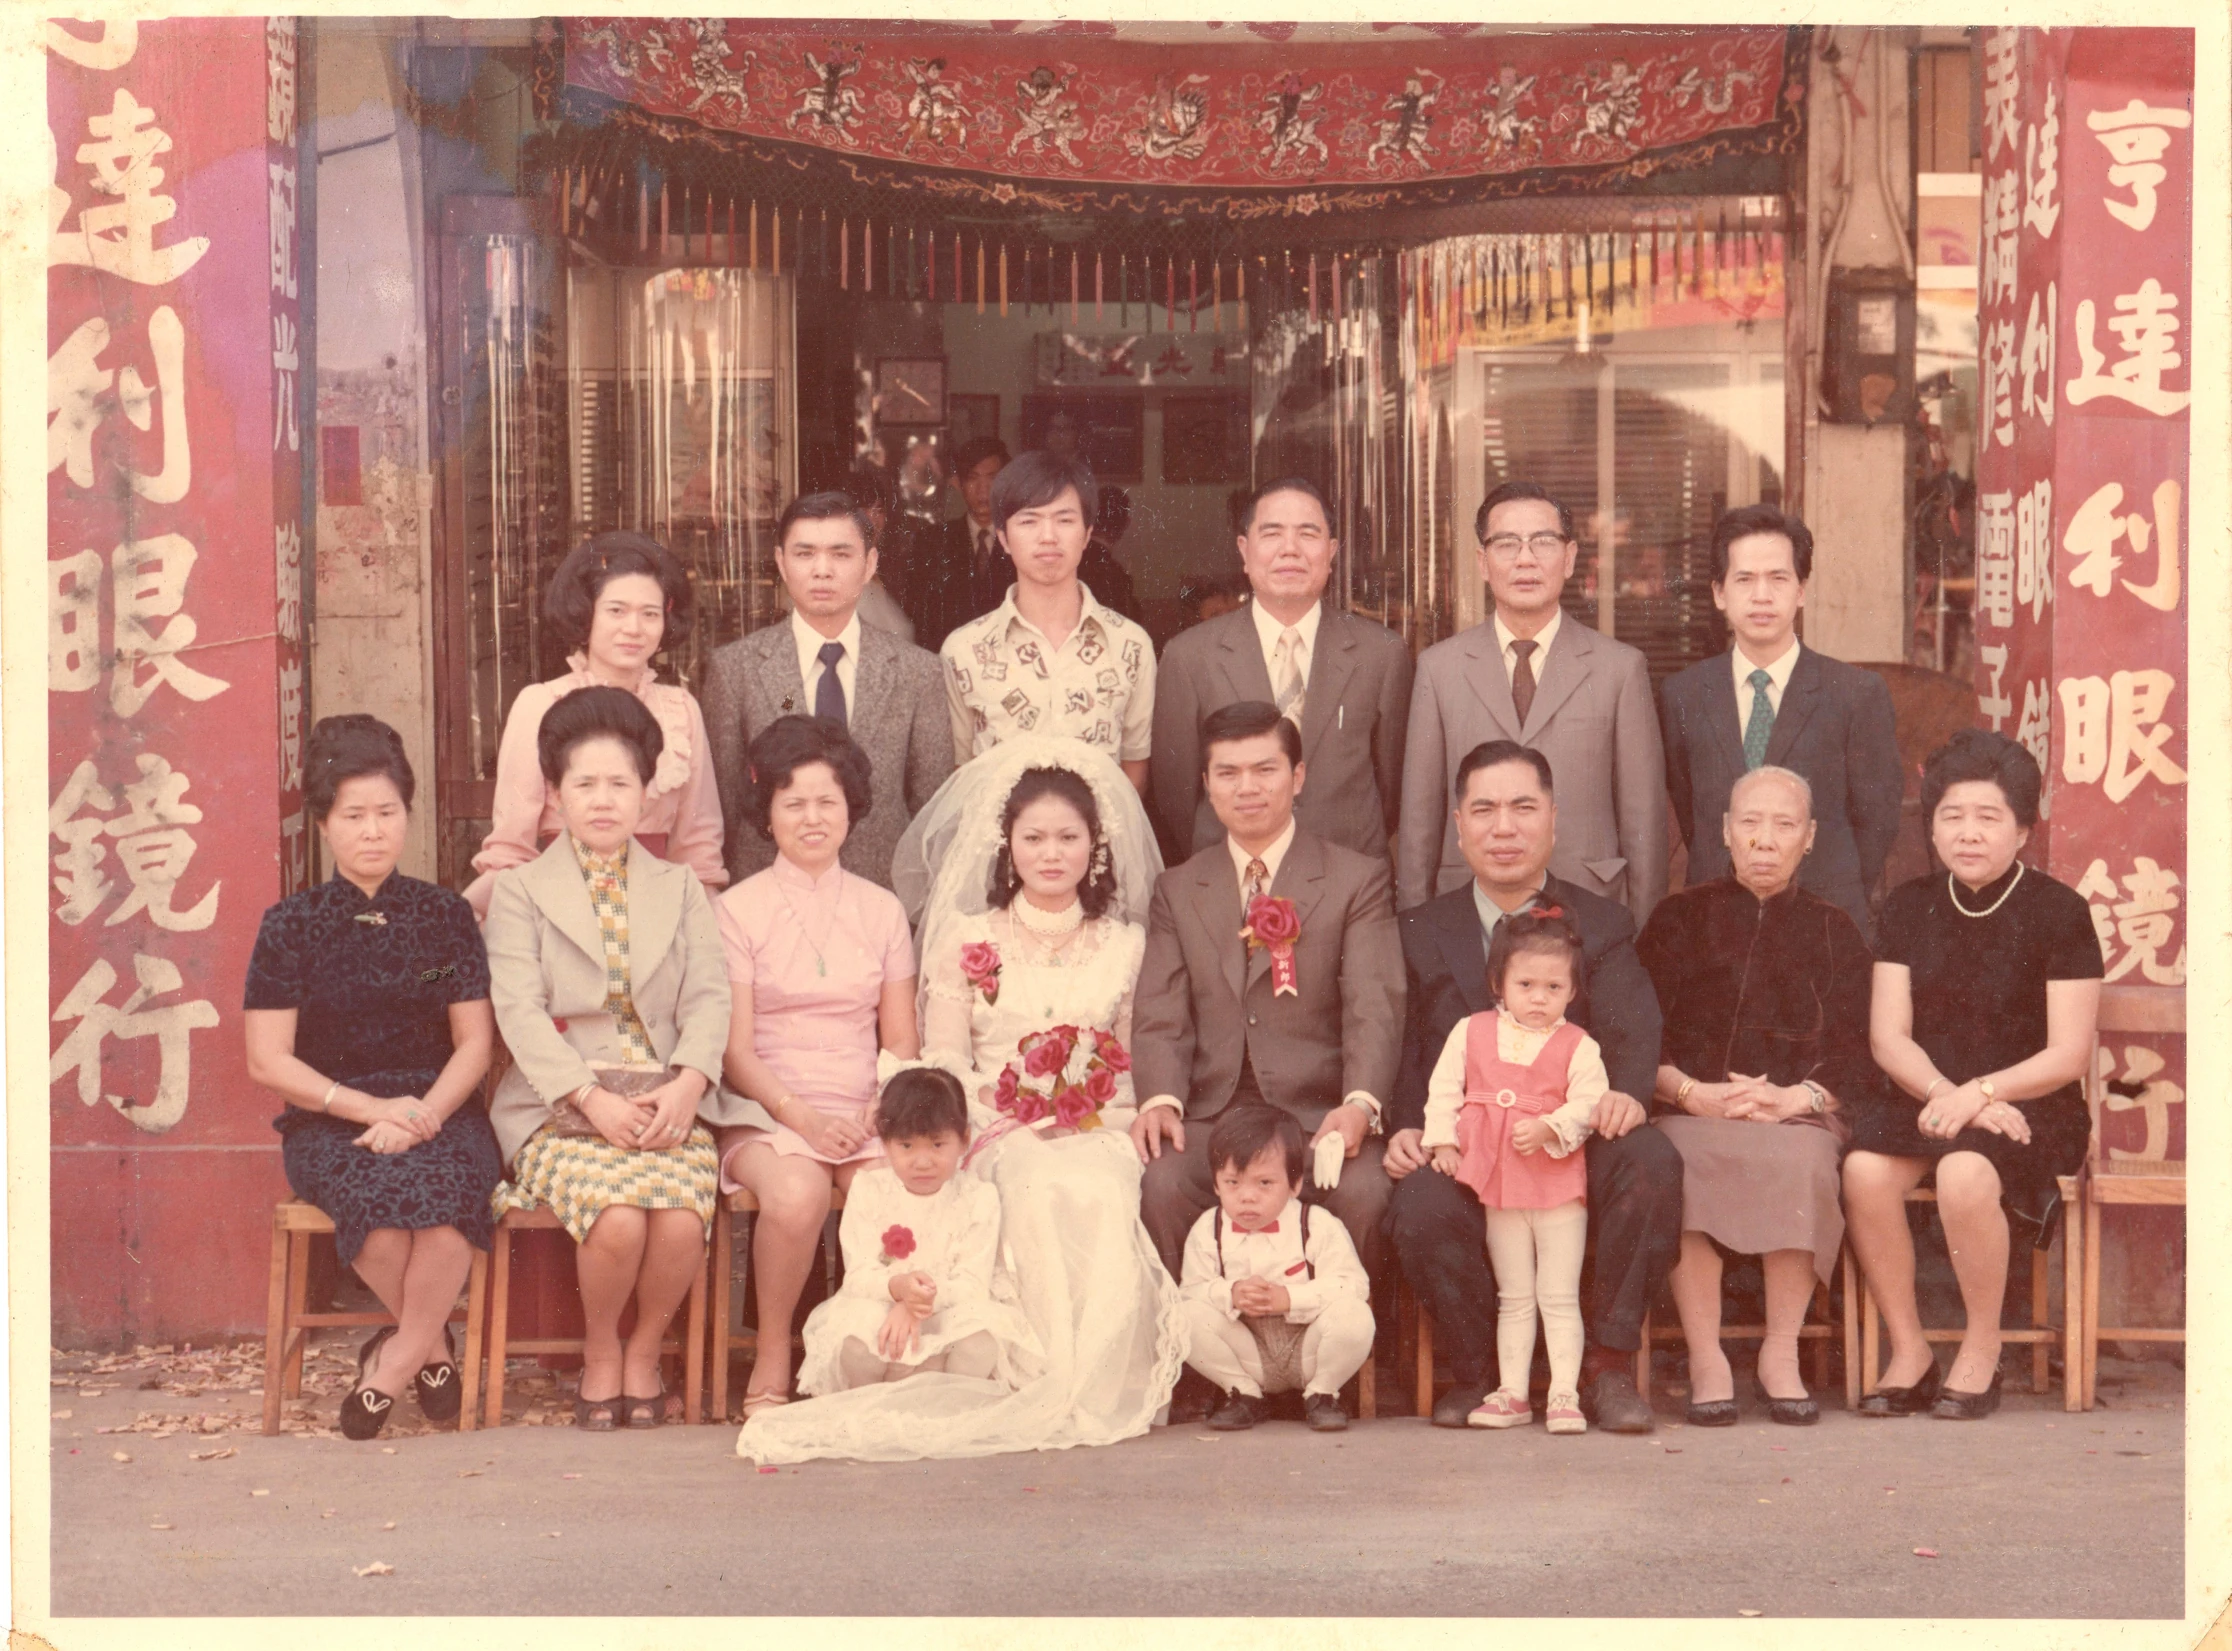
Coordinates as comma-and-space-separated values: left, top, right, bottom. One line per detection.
464, 533, 726, 918
714, 716, 922, 1418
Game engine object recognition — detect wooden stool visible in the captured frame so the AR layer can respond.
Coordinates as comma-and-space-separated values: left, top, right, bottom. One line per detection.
261, 1199, 487, 1435
1854, 1186, 2079, 1410
707, 1185, 846, 1425
481, 1205, 708, 1428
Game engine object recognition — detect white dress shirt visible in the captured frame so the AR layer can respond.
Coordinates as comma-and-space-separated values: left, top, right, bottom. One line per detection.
791, 609, 863, 714
1249, 598, 1323, 699
1732, 637, 1802, 730
1178, 1194, 1371, 1324
1491, 606, 1564, 687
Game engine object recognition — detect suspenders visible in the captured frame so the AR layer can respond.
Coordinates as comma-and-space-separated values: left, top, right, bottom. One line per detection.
1212, 1204, 1314, 1279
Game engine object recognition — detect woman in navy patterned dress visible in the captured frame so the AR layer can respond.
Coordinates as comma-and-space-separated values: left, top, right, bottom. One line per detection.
244, 716, 500, 1440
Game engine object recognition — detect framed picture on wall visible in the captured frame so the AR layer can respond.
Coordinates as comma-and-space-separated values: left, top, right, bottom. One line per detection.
1020, 392, 1144, 483
1161, 392, 1250, 485
948, 392, 1000, 453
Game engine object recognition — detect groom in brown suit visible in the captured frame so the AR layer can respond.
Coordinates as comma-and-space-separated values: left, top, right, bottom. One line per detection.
1131, 700, 1406, 1285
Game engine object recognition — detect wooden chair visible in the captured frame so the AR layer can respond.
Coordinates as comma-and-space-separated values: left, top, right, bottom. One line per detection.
261, 1199, 488, 1435
707, 1185, 847, 1425
480, 1205, 708, 1428
1637, 1251, 1859, 1405
2078, 985, 2186, 1410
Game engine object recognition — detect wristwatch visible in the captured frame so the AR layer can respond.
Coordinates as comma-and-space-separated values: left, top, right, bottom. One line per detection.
1801, 1081, 1829, 1116
1977, 1077, 1999, 1104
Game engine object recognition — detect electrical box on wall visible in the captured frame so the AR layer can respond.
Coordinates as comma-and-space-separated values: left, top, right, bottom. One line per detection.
1823, 268, 1916, 427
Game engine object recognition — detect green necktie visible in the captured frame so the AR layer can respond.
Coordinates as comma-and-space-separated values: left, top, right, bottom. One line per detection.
1743, 667, 1775, 769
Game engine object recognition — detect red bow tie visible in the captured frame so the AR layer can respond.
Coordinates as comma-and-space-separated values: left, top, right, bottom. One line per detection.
1234, 1221, 1278, 1235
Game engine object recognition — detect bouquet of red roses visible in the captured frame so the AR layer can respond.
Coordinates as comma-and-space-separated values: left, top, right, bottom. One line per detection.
989, 1024, 1132, 1132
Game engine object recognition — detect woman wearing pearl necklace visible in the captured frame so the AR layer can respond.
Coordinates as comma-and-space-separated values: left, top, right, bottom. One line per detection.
1844, 730, 2103, 1420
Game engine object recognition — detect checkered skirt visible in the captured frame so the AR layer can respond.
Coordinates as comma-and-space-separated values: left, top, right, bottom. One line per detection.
491, 1123, 718, 1242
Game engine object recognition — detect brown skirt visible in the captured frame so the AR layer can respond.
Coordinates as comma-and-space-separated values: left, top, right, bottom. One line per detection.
1654, 1116, 1845, 1285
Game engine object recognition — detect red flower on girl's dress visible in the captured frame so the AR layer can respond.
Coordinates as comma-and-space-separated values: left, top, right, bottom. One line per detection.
960, 942, 1002, 1005
880, 1224, 917, 1263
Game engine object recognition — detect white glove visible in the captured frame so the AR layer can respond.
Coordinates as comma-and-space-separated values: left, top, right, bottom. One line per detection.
1312, 1130, 1345, 1190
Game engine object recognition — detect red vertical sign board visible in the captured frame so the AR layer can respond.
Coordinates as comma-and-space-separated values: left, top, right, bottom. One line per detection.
47, 17, 301, 1344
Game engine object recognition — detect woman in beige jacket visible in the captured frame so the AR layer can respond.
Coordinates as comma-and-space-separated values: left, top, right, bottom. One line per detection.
484, 687, 745, 1429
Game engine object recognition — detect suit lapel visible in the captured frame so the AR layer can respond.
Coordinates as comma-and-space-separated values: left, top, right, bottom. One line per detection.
1434, 888, 1493, 1013
1707, 653, 1749, 773
1214, 608, 1277, 704
523, 839, 609, 973
1520, 619, 1591, 737
850, 625, 892, 737
625, 846, 684, 977
758, 625, 807, 716
1252, 832, 1329, 991
1459, 625, 1523, 741
1763, 646, 1822, 767
1298, 615, 1357, 763
1193, 851, 1248, 1004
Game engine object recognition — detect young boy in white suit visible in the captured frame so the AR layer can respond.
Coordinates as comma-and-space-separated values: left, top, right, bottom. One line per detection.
1179, 1104, 1375, 1432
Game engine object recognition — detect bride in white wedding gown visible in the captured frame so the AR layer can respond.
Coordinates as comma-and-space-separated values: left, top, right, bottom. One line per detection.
738, 737, 1183, 1463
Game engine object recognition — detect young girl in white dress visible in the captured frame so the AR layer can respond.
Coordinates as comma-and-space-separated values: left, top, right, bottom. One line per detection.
739, 737, 1183, 1464
799, 1067, 1036, 1394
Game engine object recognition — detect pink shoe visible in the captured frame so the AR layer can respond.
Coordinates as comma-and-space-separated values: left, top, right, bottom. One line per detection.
1544, 1391, 1587, 1434
1467, 1389, 1533, 1429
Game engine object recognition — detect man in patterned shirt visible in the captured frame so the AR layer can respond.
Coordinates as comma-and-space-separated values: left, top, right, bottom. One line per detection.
939, 448, 1157, 792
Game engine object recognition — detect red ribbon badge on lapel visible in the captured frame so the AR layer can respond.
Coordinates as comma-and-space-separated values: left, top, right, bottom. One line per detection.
1241, 895, 1302, 997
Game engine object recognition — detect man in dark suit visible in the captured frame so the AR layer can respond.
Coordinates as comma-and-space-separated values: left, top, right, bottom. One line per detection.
1132, 700, 1406, 1282
1659, 504, 1904, 939
1385, 739, 1680, 1434
1152, 477, 1413, 864
701, 491, 954, 889
894, 436, 1012, 649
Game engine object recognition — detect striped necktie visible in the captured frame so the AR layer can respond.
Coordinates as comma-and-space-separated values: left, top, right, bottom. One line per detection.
1274, 627, 1306, 726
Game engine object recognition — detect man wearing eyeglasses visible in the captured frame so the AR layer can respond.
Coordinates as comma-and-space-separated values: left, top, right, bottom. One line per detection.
1396, 481, 1668, 929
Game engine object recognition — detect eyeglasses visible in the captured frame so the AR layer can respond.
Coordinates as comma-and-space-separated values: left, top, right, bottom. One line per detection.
1482, 532, 1571, 564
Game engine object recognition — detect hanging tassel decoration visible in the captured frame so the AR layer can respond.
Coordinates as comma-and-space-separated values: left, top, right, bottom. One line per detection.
998, 242, 1009, 316
1188, 258, 1199, 333
638, 175, 649, 253
1165, 255, 1175, 334
864, 219, 873, 294
976, 236, 986, 314
1095, 250, 1104, 321
953, 231, 962, 305
1070, 248, 1079, 325
840, 218, 850, 290
927, 228, 937, 301
1213, 259, 1223, 332
1307, 252, 1318, 323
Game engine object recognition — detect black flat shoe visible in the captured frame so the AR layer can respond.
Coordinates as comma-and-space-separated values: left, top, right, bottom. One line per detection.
412, 1327, 462, 1424
1856, 1356, 1944, 1417
1207, 1389, 1271, 1431
1168, 1368, 1218, 1425
340, 1327, 398, 1441
1754, 1376, 1819, 1427
1684, 1398, 1740, 1427
1931, 1369, 2004, 1421
1304, 1392, 1349, 1432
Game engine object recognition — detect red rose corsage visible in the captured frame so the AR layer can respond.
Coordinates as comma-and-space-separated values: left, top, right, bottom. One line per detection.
959, 941, 1002, 1005
1240, 894, 1302, 997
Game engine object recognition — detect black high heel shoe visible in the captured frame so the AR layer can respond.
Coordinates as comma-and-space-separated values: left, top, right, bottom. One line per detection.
1855, 1355, 1944, 1418
340, 1326, 399, 1441
412, 1325, 462, 1424
1684, 1397, 1740, 1427
1931, 1368, 2004, 1420
1753, 1375, 1819, 1427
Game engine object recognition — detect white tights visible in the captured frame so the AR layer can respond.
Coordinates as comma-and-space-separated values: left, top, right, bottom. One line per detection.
1484, 1200, 1588, 1397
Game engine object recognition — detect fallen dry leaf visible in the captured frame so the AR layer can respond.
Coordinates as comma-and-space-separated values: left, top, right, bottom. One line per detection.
382, 1521, 397, 1531
381, 1447, 397, 1455
53, 1410, 72, 1421
1738, 1609, 1762, 1618
755, 1466, 778, 1475
150, 1523, 174, 1531
251, 1488, 270, 1497
189, 1447, 236, 1461
544, 1531, 561, 1538
1913, 1547, 1939, 1559
457, 1469, 483, 1478
353, 1561, 395, 1578
80, 1388, 105, 1398
111, 1451, 132, 1463
320, 1510, 335, 1519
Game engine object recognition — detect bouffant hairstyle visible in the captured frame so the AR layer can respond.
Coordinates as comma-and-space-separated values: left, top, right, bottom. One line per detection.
536, 686, 665, 788
876, 1065, 971, 1141
1475, 479, 1576, 545
304, 715, 414, 822
988, 767, 1120, 921
1709, 502, 1815, 585
1485, 904, 1587, 1015
542, 531, 694, 654
745, 714, 873, 843
1208, 1104, 1307, 1186
989, 447, 1099, 536
1200, 700, 1302, 770
1920, 727, 2042, 831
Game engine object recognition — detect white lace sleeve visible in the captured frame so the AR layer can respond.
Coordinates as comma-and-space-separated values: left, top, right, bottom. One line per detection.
1107, 920, 1146, 1112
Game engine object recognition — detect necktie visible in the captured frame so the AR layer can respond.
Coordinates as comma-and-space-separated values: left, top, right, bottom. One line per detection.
1244, 856, 1268, 907
1274, 627, 1307, 727
1510, 638, 1539, 726
815, 640, 848, 726
974, 527, 993, 572
1742, 666, 1775, 769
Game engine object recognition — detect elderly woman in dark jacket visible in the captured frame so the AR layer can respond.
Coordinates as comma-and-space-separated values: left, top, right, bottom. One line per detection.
1637, 766, 1877, 1427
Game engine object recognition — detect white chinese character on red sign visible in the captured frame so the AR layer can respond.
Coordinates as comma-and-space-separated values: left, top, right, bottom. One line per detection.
49, 536, 232, 715
1983, 317, 2016, 446
2014, 679, 2051, 799
1981, 30, 2020, 163
276, 523, 303, 643
269, 161, 297, 300
2067, 281, 2188, 416
2075, 856, 2185, 987
45, 20, 138, 70
273, 314, 300, 452
2019, 283, 2056, 428
2086, 99, 2189, 233
49, 90, 211, 285
49, 755, 220, 933
279, 662, 304, 790
1978, 643, 2012, 732
2089, 1044, 2181, 1163
1976, 491, 2015, 627
2015, 479, 2052, 624
46, 307, 190, 503
1980, 172, 2018, 308
2023, 86, 2061, 237
2063, 479, 2180, 612
267, 20, 297, 145
2058, 669, 2186, 803
50, 952, 218, 1135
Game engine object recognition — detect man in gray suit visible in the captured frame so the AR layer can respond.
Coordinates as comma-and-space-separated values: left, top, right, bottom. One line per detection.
1131, 701, 1406, 1283
1659, 504, 1903, 939
1151, 476, 1413, 864
1397, 480, 1668, 928
702, 491, 954, 889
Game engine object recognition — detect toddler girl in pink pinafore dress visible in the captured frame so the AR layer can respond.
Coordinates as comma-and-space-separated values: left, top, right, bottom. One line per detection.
1420, 906, 1607, 1435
